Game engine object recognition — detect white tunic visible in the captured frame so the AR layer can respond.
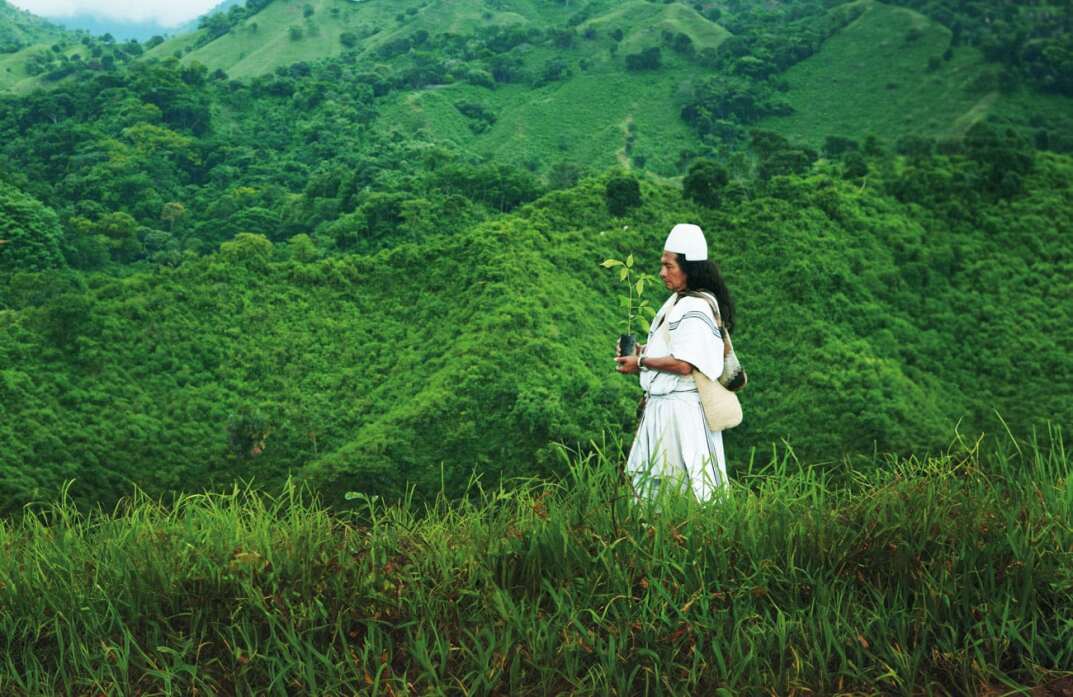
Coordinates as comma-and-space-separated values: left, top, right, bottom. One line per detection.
626, 293, 729, 502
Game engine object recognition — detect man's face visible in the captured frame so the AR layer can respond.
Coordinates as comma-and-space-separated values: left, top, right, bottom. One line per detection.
659, 250, 686, 292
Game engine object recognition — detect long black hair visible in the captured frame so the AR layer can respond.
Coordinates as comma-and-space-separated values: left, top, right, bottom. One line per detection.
676, 253, 736, 335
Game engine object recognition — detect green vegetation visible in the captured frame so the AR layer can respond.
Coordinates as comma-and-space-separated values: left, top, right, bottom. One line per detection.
2, 430, 1071, 694
2, 0, 1073, 689
2, 145, 1072, 513
0, 180, 64, 271
884, 0, 1073, 96
759, 1, 1073, 148
0, 0, 1069, 516
0, 0, 64, 54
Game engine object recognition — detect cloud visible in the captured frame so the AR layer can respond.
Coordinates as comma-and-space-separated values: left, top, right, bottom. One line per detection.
8, 0, 220, 27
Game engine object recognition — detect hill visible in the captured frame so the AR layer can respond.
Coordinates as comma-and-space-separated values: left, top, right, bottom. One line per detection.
760, 0, 1073, 147
0, 39, 92, 92
135, 0, 1073, 171
5, 0, 1072, 162
0, 0, 74, 91
0, 0, 63, 52
2, 433, 1071, 694
143, 0, 559, 79
136, 0, 734, 173
0, 0, 1071, 512
2, 144, 1072, 511
140, 0, 730, 86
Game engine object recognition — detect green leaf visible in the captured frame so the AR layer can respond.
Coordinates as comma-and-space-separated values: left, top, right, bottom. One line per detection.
600, 259, 624, 268
619, 268, 628, 282
645, 307, 657, 319
638, 316, 651, 333
635, 280, 644, 296
626, 254, 634, 269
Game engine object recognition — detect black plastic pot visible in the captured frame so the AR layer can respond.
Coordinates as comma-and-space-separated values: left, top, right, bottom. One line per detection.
618, 333, 637, 358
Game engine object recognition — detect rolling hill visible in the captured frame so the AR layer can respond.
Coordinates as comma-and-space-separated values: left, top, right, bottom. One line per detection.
1, 0, 1072, 511
759, 0, 1073, 146
0, 0, 64, 51
3, 151, 1073, 510
4, 0, 1071, 157
144, 0, 565, 78
0, 0, 74, 91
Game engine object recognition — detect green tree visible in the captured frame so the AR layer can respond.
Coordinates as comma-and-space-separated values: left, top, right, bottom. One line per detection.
43, 292, 95, 351
605, 173, 641, 216
95, 211, 144, 263
287, 234, 319, 263
0, 182, 65, 272
682, 160, 729, 208
220, 232, 273, 267
625, 47, 661, 71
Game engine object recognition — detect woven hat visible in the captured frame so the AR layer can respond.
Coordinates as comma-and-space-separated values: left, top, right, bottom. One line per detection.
664, 223, 707, 261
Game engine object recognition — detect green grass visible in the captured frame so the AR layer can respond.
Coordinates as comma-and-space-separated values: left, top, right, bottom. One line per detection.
145, 0, 423, 77
2, 425, 1071, 694
0, 43, 38, 91
149, 0, 371, 78
760, 0, 1073, 147
580, 1, 730, 56
143, 30, 201, 63
0, 42, 86, 93
377, 56, 705, 176
143, 0, 576, 80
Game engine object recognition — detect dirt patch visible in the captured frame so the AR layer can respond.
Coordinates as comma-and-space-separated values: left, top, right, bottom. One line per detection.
981, 676, 1073, 697
616, 114, 635, 169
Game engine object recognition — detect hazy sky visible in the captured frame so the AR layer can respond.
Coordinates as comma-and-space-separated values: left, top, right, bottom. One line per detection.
9, 0, 218, 26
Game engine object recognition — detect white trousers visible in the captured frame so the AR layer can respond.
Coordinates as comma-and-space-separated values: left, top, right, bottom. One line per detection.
625, 390, 728, 502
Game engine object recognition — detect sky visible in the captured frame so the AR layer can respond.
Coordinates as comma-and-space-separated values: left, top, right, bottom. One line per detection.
8, 0, 218, 27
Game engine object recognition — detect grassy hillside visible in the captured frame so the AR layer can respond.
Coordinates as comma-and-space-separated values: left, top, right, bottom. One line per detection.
0, 42, 41, 90
0, 0, 84, 93
143, 0, 724, 174
137, 0, 1073, 173
580, 1, 729, 56
146, 0, 395, 78
377, 65, 703, 176
761, 0, 1073, 146
0, 41, 90, 92
368, 1, 731, 175
2, 432, 1072, 694
0, 0, 64, 52
9, 0, 1072, 165
145, 0, 576, 79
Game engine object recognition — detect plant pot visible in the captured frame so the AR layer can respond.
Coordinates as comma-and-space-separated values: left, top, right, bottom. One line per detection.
618, 333, 637, 358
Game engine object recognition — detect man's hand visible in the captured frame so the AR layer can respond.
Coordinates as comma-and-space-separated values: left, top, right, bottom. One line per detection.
615, 355, 640, 374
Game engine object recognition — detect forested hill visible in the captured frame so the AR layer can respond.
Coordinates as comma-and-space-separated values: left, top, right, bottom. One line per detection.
0, 2, 64, 52
1, 0, 1072, 511
3, 146, 1072, 513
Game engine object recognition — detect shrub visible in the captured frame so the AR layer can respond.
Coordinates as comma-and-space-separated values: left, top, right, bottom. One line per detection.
682, 159, 730, 208
625, 47, 661, 71
605, 174, 642, 216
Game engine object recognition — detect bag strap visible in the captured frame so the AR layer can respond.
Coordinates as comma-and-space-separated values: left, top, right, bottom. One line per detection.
677, 290, 734, 358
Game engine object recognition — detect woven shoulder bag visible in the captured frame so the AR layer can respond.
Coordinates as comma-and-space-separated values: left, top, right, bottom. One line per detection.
660, 291, 746, 431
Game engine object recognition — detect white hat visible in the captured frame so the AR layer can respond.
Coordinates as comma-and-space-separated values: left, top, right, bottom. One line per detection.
664, 223, 707, 261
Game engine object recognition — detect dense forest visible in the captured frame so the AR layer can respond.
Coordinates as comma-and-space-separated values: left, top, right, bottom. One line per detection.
1, 0, 1072, 513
